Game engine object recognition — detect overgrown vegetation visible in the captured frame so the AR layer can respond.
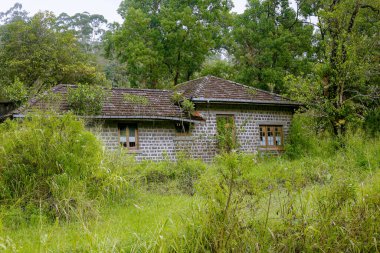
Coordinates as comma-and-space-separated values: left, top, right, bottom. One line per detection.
171, 92, 195, 117
123, 93, 149, 105
0, 113, 379, 252
67, 85, 106, 115
0, 113, 103, 222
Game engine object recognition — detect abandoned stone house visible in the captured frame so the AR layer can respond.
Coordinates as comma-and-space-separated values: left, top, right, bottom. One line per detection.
9, 76, 299, 162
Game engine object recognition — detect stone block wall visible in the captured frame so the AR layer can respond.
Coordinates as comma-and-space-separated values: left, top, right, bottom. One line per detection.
92, 106, 293, 162
188, 107, 293, 162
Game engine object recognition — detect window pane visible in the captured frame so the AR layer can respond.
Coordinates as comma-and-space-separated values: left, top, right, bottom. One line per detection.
119, 126, 127, 147
260, 127, 266, 146
267, 127, 274, 145
276, 136, 282, 146
275, 127, 282, 146
129, 125, 137, 147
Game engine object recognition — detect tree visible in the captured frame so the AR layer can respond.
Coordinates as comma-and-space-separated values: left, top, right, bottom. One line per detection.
0, 10, 106, 101
230, 0, 314, 93
56, 12, 108, 53
291, 0, 380, 134
105, 0, 233, 88
0, 3, 28, 24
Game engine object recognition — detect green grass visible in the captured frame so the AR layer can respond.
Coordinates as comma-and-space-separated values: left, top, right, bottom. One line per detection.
0, 115, 379, 252
1, 194, 198, 252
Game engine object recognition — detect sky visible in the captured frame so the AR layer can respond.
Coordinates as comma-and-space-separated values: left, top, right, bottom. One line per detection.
0, 0, 248, 23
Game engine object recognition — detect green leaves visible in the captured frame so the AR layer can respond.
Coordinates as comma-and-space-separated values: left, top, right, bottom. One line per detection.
106, 0, 233, 88
67, 85, 106, 115
230, 0, 314, 93
0, 11, 106, 103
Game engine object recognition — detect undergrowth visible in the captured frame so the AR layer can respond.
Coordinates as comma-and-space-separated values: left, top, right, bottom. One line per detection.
0, 112, 379, 252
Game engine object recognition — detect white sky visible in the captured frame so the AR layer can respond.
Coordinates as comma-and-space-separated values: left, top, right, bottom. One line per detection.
0, 0, 248, 23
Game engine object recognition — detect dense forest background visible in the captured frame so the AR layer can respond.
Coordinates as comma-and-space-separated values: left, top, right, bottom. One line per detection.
0, 0, 379, 134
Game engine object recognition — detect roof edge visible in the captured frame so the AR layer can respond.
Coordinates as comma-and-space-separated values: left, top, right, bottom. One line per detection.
191, 98, 301, 107
12, 114, 203, 123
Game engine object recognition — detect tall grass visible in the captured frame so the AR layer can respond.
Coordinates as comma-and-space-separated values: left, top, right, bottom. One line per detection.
0, 112, 104, 223
137, 130, 379, 252
0, 112, 379, 252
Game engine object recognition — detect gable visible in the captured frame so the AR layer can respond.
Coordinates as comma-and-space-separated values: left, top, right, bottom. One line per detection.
175, 76, 299, 107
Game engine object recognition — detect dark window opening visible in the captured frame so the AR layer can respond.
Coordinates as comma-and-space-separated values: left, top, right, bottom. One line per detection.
119, 124, 138, 149
175, 122, 191, 134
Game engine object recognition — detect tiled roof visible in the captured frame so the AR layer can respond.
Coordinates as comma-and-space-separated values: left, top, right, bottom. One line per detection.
11, 76, 298, 121
175, 75, 299, 106
14, 85, 201, 122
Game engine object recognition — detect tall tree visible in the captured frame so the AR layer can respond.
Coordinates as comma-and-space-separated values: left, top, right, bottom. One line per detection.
105, 0, 233, 88
289, 0, 380, 134
0, 10, 105, 101
56, 12, 108, 53
0, 3, 28, 24
230, 0, 314, 92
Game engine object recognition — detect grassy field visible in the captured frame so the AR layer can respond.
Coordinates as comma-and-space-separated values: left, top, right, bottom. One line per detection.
2, 143, 379, 252
0, 114, 379, 252
1, 194, 199, 252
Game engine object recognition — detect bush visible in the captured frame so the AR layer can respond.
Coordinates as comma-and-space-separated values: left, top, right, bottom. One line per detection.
286, 113, 338, 159
67, 85, 106, 115
0, 112, 103, 221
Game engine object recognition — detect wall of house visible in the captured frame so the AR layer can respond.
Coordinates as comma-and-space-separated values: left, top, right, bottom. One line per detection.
92, 106, 293, 162
92, 121, 178, 161
188, 106, 293, 162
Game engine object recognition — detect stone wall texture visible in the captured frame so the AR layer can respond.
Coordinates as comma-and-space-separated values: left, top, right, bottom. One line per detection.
92, 106, 293, 162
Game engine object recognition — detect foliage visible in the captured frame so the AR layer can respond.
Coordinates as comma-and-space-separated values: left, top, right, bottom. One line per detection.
181, 98, 195, 116
196, 58, 237, 81
67, 85, 106, 115
0, 113, 103, 221
123, 94, 149, 105
108, 152, 206, 196
0, 9, 106, 102
230, 0, 314, 93
294, 0, 380, 134
56, 12, 108, 53
171, 92, 195, 117
363, 106, 380, 137
0, 3, 28, 24
1, 130, 379, 251
104, 0, 233, 88
216, 116, 237, 153
2, 77, 28, 105
285, 113, 338, 159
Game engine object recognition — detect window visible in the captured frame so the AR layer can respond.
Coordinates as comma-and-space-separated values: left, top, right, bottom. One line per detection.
216, 115, 236, 152
119, 124, 138, 149
175, 122, 191, 135
259, 125, 283, 149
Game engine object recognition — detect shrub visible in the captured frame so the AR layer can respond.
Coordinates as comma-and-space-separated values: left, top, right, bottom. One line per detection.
0, 112, 103, 221
286, 113, 337, 159
67, 85, 106, 115
363, 107, 380, 136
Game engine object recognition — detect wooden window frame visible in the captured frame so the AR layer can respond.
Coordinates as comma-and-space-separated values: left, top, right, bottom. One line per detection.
118, 123, 139, 150
259, 125, 284, 150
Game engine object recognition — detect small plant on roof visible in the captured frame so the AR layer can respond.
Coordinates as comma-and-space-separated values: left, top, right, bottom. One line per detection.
171, 92, 195, 117
67, 84, 106, 115
171, 92, 183, 105
247, 88, 257, 96
182, 98, 195, 116
123, 93, 149, 105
